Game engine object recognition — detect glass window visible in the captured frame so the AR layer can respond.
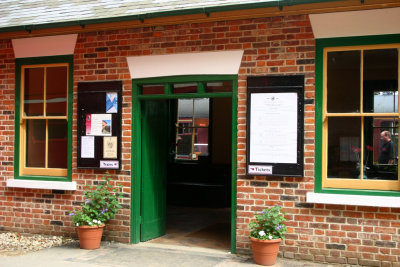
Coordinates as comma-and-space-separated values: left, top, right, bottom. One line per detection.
364, 49, 398, 113
175, 98, 209, 160
141, 84, 164, 95
206, 81, 232, 92
46, 66, 67, 116
173, 83, 197, 94
327, 51, 361, 113
20, 63, 69, 177
26, 119, 46, 168
323, 45, 400, 191
24, 68, 44, 116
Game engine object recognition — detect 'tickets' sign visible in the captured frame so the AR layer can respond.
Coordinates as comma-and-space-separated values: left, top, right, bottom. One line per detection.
248, 165, 273, 175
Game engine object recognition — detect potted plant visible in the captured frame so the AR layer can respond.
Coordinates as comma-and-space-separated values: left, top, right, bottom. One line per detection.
248, 205, 287, 266
69, 175, 123, 249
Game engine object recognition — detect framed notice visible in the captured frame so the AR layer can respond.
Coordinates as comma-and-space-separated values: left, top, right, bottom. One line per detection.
77, 81, 122, 170
246, 75, 304, 176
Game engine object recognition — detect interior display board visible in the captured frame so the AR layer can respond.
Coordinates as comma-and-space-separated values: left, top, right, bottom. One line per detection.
246, 75, 304, 177
77, 81, 122, 169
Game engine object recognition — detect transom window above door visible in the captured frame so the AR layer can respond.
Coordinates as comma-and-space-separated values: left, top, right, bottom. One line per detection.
140, 80, 232, 95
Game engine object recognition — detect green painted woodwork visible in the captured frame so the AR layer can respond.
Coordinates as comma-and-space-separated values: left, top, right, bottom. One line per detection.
140, 100, 168, 241
230, 78, 238, 254
135, 75, 237, 84
14, 55, 73, 182
131, 82, 142, 244
0, 0, 344, 34
138, 92, 232, 100
314, 37, 324, 194
131, 74, 238, 253
315, 34, 400, 196
316, 34, 400, 48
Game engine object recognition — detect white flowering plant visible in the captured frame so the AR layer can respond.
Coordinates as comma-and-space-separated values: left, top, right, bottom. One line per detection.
69, 175, 123, 227
249, 205, 287, 240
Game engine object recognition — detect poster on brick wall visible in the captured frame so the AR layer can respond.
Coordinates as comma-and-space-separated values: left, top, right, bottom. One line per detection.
77, 81, 122, 170
246, 75, 304, 177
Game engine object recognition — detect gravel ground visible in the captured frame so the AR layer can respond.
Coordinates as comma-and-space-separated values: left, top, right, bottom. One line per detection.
0, 232, 76, 256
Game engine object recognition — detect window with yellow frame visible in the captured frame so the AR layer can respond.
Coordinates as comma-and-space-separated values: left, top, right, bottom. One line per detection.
20, 63, 69, 177
322, 44, 400, 191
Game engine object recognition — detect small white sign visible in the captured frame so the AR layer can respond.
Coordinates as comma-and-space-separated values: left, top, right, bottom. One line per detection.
248, 165, 273, 175
100, 160, 119, 169
81, 136, 94, 158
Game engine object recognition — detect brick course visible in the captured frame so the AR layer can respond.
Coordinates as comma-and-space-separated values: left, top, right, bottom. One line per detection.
0, 14, 399, 265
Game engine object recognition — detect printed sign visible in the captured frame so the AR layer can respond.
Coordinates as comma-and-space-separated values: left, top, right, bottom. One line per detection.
100, 160, 119, 169
250, 93, 298, 164
106, 92, 118, 113
248, 165, 273, 175
86, 114, 112, 136
103, 136, 117, 159
81, 136, 95, 158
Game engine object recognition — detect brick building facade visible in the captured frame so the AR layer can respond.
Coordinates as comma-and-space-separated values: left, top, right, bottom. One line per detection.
1, 1, 400, 266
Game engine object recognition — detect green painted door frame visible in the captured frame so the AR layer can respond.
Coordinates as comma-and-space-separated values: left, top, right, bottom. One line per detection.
130, 75, 238, 253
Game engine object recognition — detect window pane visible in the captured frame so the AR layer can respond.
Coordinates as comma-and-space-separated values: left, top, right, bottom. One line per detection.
327, 51, 361, 113
26, 119, 45, 168
46, 66, 67, 116
178, 99, 193, 119
194, 98, 209, 127
141, 84, 164, 95
173, 83, 197, 94
327, 117, 361, 179
48, 119, 68, 169
24, 68, 44, 116
176, 127, 193, 160
206, 81, 232, 92
194, 128, 209, 156
364, 49, 398, 113
362, 117, 398, 181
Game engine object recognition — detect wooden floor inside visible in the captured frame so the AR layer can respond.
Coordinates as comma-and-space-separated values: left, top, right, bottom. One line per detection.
148, 206, 231, 251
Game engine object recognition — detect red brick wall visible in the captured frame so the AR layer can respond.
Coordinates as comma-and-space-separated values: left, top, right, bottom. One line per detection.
0, 39, 17, 233
1, 14, 400, 266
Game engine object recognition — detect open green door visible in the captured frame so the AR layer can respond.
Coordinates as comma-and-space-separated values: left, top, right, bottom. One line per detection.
141, 100, 168, 241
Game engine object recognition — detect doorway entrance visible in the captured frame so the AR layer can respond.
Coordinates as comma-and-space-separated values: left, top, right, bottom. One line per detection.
131, 76, 238, 253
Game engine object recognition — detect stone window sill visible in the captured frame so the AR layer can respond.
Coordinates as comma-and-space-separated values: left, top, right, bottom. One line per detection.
6, 179, 76, 190
306, 192, 400, 208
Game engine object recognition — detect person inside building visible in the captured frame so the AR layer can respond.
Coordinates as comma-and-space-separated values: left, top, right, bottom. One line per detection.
378, 130, 394, 164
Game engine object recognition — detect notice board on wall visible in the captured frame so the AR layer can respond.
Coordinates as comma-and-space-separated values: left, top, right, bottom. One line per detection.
77, 81, 122, 170
246, 75, 304, 177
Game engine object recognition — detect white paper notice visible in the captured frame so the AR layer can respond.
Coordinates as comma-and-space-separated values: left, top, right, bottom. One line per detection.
103, 136, 117, 159
86, 114, 112, 136
81, 136, 95, 158
250, 93, 298, 164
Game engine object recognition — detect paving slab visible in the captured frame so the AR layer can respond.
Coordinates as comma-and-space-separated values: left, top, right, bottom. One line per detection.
0, 241, 335, 267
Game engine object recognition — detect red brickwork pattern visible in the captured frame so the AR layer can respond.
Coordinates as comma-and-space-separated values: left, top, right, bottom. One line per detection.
0, 14, 399, 266
0, 39, 17, 233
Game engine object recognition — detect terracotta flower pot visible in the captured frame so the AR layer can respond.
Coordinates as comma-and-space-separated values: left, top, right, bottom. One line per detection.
77, 225, 105, 249
250, 237, 282, 266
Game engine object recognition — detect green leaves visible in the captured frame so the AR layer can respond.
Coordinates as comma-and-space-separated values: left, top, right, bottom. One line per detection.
69, 173, 123, 227
248, 205, 287, 240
